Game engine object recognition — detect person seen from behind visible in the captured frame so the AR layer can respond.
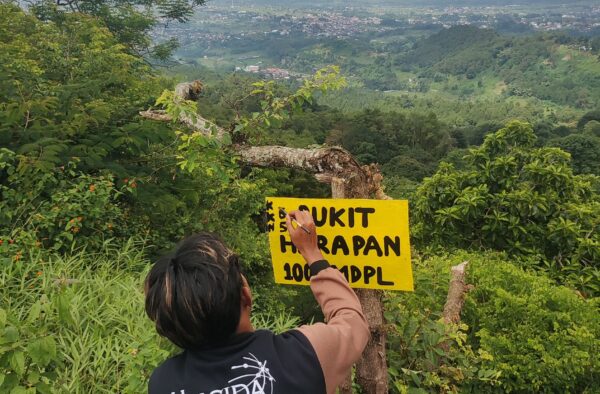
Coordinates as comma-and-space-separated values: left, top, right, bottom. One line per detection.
144, 210, 370, 394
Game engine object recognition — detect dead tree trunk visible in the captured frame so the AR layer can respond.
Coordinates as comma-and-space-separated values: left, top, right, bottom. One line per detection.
443, 261, 470, 325
141, 81, 390, 393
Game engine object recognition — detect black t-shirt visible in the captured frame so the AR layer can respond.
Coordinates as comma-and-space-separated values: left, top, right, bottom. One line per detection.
148, 329, 326, 394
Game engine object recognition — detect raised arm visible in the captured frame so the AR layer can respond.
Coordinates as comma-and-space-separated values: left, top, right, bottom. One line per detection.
286, 210, 370, 394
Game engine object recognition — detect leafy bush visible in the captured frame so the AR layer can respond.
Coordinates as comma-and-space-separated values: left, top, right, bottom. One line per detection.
0, 4, 279, 270
386, 251, 600, 393
0, 148, 135, 254
414, 121, 600, 296
464, 253, 600, 393
386, 253, 501, 394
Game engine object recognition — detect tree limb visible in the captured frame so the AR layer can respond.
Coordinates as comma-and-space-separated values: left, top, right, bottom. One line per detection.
140, 95, 391, 199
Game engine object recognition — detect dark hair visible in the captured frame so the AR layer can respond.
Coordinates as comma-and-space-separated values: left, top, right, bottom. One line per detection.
144, 233, 243, 349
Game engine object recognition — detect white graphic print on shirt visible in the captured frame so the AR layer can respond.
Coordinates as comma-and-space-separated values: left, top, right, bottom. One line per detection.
169, 353, 276, 394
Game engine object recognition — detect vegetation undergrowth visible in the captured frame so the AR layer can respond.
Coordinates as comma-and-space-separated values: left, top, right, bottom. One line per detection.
386, 251, 600, 393
0, 240, 300, 393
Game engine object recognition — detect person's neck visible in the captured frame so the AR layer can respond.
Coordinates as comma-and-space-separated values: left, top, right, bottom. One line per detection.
236, 311, 254, 334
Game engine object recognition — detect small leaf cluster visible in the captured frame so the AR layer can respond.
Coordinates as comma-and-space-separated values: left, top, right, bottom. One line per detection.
234, 65, 347, 141
29, 0, 206, 59
0, 304, 57, 394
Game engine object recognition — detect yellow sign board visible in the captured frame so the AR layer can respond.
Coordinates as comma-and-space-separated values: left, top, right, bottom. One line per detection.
265, 197, 413, 291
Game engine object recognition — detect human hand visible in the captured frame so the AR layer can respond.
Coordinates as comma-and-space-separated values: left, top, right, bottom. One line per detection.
286, 210, 324, 265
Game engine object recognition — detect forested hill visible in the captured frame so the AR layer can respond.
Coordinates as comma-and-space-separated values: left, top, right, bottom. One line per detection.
400, 26, 500, 68
396, 25, 600, 107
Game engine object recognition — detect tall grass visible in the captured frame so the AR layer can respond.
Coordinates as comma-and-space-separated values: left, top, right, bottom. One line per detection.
0, 239, 301, 393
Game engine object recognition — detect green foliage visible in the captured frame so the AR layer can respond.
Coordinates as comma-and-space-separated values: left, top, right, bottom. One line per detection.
548, 133, 600, 175
386, 254, 501, 393
29, 0, 206, 59
0, 148, 133, 253
0, 4, 277, 268
0, 241, 303, 393
577, 110, 600, 130
3, 4, 599, 393
399, 25, 501, 72
0, 303, 57, 394
155, 89, 199, 126
326, 109, 452, 178
0, 4, 169, 173
464, 253, 600, 392
387, 251, 600, 393
0, 240, 165, 393
397, 26, 600, 109
414, 121, 600, 296
235, 65, 347, 141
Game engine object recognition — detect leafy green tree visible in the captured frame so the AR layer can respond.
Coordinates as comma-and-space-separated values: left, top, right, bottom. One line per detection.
414, 121, 600, 296
0, 3, 167, 173
584, 120, 600, 138
327, 109, 452, 176
0, 4, 278, 266
382, 155, 433, 181
27, 0, 206, 59
549, 134, 600, 175
577, 109, 600, 130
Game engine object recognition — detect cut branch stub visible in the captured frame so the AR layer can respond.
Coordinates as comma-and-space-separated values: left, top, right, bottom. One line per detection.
443, 261, 470, 325
175, 80, 203, 101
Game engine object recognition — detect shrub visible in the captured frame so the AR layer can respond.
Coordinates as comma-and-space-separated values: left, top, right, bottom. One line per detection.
386, 251, 600, 393
385, 253, 501, 393
0, 148, 134, 253
414, 121, 600, 296
464, 253, 600, 392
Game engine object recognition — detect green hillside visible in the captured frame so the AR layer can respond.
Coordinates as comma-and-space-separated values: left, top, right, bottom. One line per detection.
398, 25, 501, 69
396, 26, 600, 108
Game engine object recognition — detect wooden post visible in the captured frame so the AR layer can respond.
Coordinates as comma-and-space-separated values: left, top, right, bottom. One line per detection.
331, 177, 388, 394
332, 178, 353, 394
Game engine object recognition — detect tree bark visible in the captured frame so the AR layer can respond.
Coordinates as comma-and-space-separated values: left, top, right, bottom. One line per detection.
332, 177, 354, 394
141, 81, 390, 393
355, 289, 388, 394
443, 261, 470, 325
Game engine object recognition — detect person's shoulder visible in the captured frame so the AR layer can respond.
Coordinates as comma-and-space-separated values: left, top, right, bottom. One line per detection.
148, 352, 185, 389
254, 328, 310, 345
275, 328, 312, 345
248, 329, 316, 360
270, 329, 326, 390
